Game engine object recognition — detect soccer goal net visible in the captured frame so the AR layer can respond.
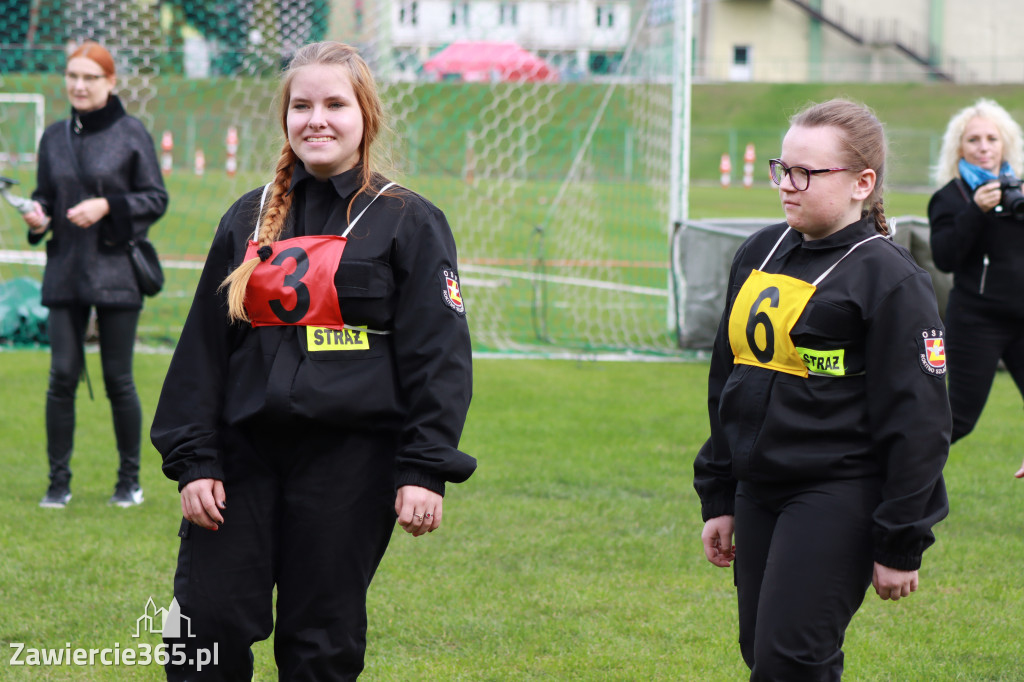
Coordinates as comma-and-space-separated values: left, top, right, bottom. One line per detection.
0, 0, 685, 357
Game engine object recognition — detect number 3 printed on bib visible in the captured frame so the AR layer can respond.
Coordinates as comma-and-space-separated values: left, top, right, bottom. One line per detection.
728, 269, 816, 378
244, 235, 347, 329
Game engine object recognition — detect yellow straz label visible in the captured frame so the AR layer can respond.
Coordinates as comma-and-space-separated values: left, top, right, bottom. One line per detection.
796, 347, 846, 376
306, 326, 370, 351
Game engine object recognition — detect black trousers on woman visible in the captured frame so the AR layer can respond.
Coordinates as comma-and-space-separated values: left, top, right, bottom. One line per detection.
46, 305, 142, 489
944, 291, 1024, 443
734, 477, 880, 682
165, 421, 398, 681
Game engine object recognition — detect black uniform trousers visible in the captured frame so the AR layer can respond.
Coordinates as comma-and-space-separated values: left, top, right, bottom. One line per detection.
734, 477, 880, 682
945, 291, 1024, 443
46, 305, 142, 488
165, 421, 398, 681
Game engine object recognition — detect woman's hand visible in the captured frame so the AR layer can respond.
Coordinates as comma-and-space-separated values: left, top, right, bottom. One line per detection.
395, 485, 442, 537
973, 179, 1002, 213
872, 562, 918, 601
701, 515, 735, 568
23, 201, 49, 232
1014, 457, 1024, 479
66, 197, 110, 228
180, 478, 226, 531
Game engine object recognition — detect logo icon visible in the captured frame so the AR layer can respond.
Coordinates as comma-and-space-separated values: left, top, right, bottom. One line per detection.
917, 328, 947, 377
134, 597, 194, 638
439, 267, 465, 315
446, 277, 463, 307
925, 337, 945, 369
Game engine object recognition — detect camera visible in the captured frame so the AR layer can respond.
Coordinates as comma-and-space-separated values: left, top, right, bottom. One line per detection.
998, 173, 1024, 221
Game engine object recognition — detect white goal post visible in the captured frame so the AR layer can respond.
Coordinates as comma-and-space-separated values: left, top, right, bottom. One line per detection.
0, 93, 46, 166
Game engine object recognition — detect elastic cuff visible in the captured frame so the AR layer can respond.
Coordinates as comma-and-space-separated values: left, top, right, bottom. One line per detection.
395, 469, 446, 497
872, 550, 923, 572
27, 227, 48, 245
701, 499, 736, 523
176, 464, 225, 492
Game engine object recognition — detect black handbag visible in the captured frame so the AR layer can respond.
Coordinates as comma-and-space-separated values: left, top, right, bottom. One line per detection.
127, 237, 164, 296
65, 120, 163, 297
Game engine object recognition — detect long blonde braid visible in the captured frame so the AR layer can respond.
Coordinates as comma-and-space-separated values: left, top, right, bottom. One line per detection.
219, 144, 297, 323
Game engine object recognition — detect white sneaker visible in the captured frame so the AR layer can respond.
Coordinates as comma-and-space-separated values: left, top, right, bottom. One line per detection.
109, 483, 144, 507
39, 486, 71, 508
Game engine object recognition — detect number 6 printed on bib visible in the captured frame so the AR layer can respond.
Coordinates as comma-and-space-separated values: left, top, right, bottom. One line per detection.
728, 268, 816, 377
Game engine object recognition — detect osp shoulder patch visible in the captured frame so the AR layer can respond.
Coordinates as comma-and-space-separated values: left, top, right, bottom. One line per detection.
917, 328, 946, 377
439, 266, 466, 316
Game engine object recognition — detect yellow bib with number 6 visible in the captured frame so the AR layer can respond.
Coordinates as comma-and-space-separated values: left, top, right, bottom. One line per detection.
728, 269, 816, 378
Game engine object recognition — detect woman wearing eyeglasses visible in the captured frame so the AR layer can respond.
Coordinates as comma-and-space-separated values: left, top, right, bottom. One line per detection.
928, 99, 1024, 478
693, 99, 950, 679
22, 41, 168, 509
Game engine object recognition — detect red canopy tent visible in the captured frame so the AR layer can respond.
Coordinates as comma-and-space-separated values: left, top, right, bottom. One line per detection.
422, 42, 557, 83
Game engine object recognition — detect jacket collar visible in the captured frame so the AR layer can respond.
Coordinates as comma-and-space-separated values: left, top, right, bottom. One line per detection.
288, 162, 363, 200
71, 95, 126, 135
775, 216, 879, 257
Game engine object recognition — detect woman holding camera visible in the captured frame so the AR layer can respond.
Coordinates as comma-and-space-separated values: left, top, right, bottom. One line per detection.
929, 99, 1024, 467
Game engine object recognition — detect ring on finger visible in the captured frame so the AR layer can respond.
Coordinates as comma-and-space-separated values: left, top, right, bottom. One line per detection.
413, 513, 424, 520
424, 513, 433, 520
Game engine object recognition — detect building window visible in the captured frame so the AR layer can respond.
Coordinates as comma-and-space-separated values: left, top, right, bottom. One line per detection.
451, 2, 470, 26
500, 2, 518, 26
730, 45, 752, 81
548, 2, 567, 27
399, 1, 417, 25
596, 4, 614, 28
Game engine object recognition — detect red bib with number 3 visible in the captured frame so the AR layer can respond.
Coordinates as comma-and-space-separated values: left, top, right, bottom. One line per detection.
243, 235, 346, 329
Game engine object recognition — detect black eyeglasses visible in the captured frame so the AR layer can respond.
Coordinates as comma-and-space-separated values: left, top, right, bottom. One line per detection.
769, 158, 849, 191
64, 72, 106, 84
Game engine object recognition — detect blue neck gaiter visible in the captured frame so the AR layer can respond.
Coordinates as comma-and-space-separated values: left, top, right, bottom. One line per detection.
959, 158, 1015, 190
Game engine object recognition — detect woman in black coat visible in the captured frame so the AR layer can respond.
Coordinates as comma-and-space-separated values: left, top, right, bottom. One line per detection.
928, 98, 1024, 478
23, 41, 168, 508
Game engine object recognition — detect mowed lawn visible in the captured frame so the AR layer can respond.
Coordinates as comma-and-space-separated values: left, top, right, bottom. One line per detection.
0, 351, 1022, 680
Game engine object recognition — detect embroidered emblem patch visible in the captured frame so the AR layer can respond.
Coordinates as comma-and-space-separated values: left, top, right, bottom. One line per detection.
917, 328, 946, 377
440, 267, 465, 315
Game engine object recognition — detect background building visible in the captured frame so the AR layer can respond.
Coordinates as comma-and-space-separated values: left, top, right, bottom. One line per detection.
336, 0, 634, 79
696, 0, 1024, 84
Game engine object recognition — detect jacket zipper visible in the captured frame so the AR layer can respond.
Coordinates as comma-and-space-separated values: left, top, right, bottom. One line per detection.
979, 254, 989, 294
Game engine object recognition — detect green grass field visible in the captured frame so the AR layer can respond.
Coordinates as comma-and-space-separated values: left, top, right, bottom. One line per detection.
1, 352, 1023, 680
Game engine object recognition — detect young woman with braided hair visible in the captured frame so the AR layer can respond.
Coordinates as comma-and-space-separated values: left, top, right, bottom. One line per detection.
693, 99, 950, 679
151, 42, 475, 680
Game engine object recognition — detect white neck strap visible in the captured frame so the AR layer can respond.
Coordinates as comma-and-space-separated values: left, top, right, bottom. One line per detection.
759, 227, 884, 286
252, 181, 397, 242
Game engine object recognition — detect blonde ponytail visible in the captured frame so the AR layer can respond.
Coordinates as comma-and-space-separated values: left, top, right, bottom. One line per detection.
219, 143, 298, 323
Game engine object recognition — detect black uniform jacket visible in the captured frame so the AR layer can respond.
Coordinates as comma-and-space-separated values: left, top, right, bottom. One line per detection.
151, 165, 475, 496
29, 95, 168, 309
928, 177, 1024, 317
693, 218, 951, 570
